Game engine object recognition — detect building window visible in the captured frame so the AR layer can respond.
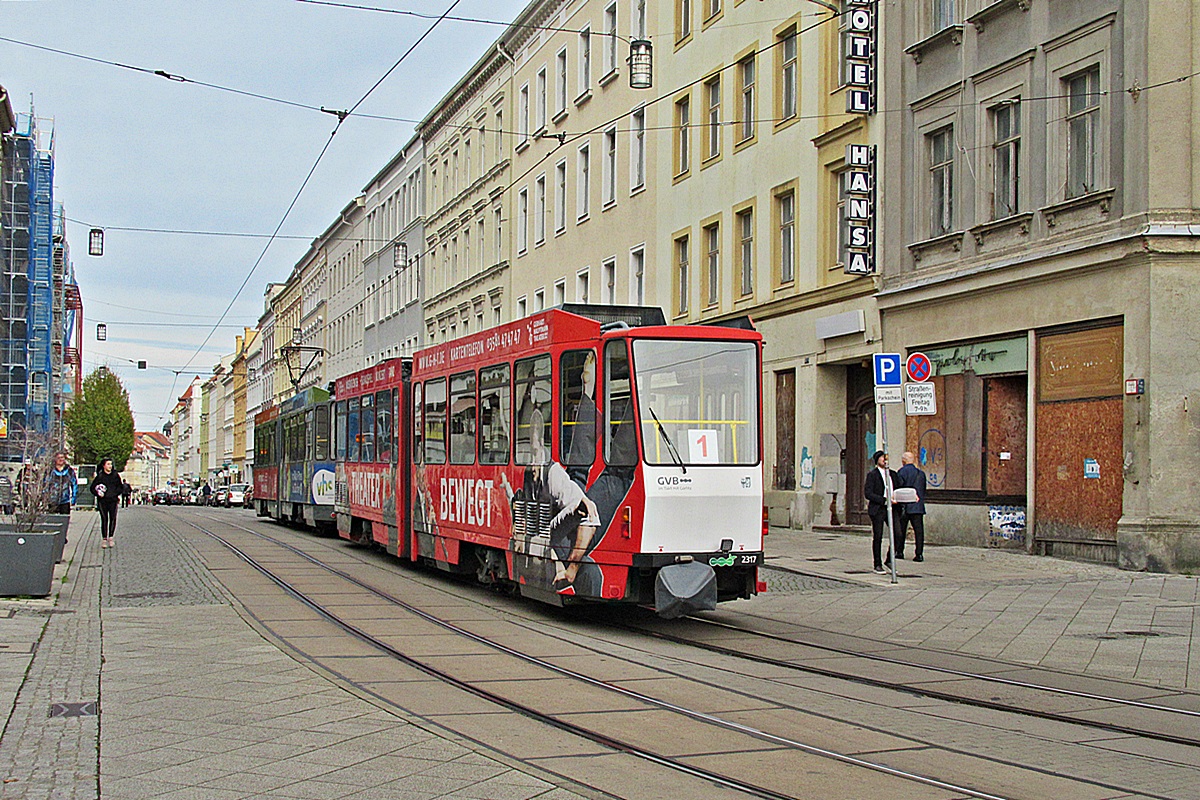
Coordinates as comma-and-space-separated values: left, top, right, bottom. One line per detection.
534, 288, 545, 312
991, 100, 1020, 219
603, 3, 618, 76
777, 190, 794, 284
603, 127, 617, 206
931, 0, 957, 32
554, 160, 567, 233
577, 268, 590, 303
1066, 67, 1101, 199
603, 258, 616, 304
675, 94, 691, 176
630, 248, 645, 305
779, 31, 797, 121
535, 175, 546, 245
554, 280, 566, 306
704, 222, 719, 307
578, 27, 592, 97
556, 48, 568, 116
578, 143, 591, 219
517, 296, 527, 318
635, 0, 647, 39
675, 235, 690, 316
536, 67, 548, 131
929, 126, 954, 237
836, 169, 849, 267
677, 0, 692, 42
738, 55, 755, 143
494, 207, 503, 264
517, 188, 529, 254
705, 0, 721, 21
519, 84, 530, 142
621, 108, 643, 194
738, 208, 754, 296
705, 75, 721, 160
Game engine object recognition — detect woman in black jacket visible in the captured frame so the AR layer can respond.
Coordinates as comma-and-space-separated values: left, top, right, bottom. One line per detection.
90, 457, 123, 549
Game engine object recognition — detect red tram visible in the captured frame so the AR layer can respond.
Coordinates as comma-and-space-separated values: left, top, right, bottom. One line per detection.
330, 305, 764, 617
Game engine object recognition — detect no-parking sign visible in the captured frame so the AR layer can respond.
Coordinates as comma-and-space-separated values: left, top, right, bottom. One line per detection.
906, 352, 932, 382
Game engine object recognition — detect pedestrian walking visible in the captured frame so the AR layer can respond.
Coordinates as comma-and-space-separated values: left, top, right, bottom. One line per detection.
864, 450, 903, 574
121, 480, 132, 508
47, 451, 77, 515
897, 451, 927, 562
90, 457, 123, 549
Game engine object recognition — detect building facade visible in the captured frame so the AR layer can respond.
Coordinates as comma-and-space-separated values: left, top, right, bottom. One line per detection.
877, 0, 1200, 570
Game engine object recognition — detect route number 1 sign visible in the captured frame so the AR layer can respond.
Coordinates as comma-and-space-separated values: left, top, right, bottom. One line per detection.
688, 430, 719, 463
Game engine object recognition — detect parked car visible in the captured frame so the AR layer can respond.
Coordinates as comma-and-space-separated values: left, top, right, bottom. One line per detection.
213, 486, 228, 506
153, 491, 172, 505
243, 486, 254, 508
226, 484, 250, 507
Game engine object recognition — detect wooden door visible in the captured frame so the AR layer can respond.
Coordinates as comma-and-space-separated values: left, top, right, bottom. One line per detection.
774, 370, 796, 490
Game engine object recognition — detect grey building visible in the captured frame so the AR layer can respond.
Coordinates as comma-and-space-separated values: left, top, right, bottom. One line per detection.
877, 0, 1200, 570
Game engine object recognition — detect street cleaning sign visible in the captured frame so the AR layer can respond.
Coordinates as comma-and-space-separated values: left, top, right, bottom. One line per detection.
904, 383, 937, 415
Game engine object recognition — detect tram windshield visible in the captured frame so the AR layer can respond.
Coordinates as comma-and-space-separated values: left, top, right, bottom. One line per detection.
631, 339, 759, 466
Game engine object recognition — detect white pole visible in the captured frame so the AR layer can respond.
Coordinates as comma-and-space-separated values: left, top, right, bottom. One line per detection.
881, 402, 897, 584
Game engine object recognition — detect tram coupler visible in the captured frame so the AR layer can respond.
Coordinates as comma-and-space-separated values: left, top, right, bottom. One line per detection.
654, 561, 718, 619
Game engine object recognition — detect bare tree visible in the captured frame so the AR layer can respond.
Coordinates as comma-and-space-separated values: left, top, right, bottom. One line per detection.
5, 424, 70, 532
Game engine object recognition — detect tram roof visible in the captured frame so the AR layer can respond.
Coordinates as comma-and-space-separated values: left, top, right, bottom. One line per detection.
412, 305, 759, 379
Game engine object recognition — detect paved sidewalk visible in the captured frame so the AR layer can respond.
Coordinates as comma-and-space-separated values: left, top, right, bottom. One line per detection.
0, 510, 591, 800
759, 526, 1200, 690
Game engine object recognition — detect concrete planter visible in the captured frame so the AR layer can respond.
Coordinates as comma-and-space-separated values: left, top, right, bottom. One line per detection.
43, 514, 70, 563
0, 530, 58, 597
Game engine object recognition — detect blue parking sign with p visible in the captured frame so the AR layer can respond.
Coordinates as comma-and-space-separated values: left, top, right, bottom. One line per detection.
873, 353, 903, 386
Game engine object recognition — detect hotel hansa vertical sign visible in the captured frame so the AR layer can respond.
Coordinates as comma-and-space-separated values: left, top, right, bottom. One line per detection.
842, 0, 878, 275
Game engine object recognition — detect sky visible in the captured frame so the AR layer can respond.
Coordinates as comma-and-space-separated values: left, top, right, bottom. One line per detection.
2, 0, 528, 431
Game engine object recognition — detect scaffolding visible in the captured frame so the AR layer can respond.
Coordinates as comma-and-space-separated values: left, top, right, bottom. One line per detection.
1, 110, 57, 460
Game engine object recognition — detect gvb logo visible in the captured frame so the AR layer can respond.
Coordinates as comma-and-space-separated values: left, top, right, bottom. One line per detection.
657, 476, 692, 487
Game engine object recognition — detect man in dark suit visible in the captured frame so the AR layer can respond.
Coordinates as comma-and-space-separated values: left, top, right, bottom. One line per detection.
897, 451, 927, 562
864, 450, 902, 574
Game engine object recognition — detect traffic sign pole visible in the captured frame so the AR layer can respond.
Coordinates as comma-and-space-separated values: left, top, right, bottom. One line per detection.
872, 352, 903, 586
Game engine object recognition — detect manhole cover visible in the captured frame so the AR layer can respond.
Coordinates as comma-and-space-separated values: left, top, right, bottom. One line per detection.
111, 592, 179, 600
49, 702, 97, 718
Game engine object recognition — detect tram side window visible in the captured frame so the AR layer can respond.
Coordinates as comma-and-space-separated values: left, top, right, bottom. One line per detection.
605, 340, 637, 466
425, 377, 447, 465
478, 363, 511, 465
306, 410, 316, 461
360, 393, 376, 462
376, 390, 394, 464
561, 350, 598, 466
289, 414, 306, 463
347, 397, 361, 462
315, 404, 331, 462
515, 354, 552, 465
412, 383, 424, 463
335, 401, 347, 462
449, 371, 477, 464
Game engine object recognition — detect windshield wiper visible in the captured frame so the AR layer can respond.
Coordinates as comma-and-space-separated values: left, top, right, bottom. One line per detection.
648, 406, 686, 474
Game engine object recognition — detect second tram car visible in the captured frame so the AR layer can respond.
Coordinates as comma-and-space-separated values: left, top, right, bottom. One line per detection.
252, 386, 335, 528
324, 305, 765, 617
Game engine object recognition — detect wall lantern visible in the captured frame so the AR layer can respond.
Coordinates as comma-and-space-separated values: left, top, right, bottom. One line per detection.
628, 40, 653, 89
88, 228, 104, 256
96, 323, 107, 341
394, 241, 408, 271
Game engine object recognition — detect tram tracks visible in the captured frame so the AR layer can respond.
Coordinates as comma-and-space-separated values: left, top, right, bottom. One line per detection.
171, 510, 1197, 800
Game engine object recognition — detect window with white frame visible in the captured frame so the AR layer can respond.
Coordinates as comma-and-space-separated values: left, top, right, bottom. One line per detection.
494, 207, 503, 262
602, 258, 616, 304
737, 207, 753, 296
991, 99, 1020, 218
630, 248, 645, 305
780, 30, 798, 121
536, 67, 547, 131
705, 0, 721, 22
519, 84, 530, 142
553, 280, 565, 306
518, 296, 528, 318
603, 3, 618, 76
677, 0, 692, 41
675, 235, 690, 316
477, 218, 486, 271
577, 268, 590, 302
777, 190, 794, 284
631, 107, 646, 190
704, 222, 719, 307
556, 48, 568, 116
534, 289, 545, 312
739, 55, 755, 143
603, 127, 617, 206
836, 169, 849, 266
554, 160, 567, 233
931, 0, 957, 33
517, 187, 529, 254
1065, 67, 1101, 199
705, 75, 721, 159
535, 175, 546, 245
675, 94, 691, 175
928, 126, 954, 237
635, 0, 646, 39
578, 28, 592, 97
578, 143, 591, 219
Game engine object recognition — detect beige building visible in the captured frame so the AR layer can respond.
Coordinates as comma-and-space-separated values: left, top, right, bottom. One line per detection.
506, 0, 660, 317
652, 0, 879, 528
418, 24, 513, 343
877, 0, 1200, 570
325, 199, 367, 381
